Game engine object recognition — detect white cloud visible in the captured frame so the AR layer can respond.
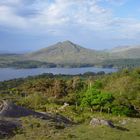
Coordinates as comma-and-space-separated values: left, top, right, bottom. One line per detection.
0, 0, 22, 6
0, 5, 27, 28
117, 19, 140, 39
0, 0, 111, 29
0, 0, 140, 40
32, 0, 111, 29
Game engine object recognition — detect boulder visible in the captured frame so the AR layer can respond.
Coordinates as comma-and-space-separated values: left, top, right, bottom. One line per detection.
0, 100, 72, 125
90, 118, 115, 128
0, 100, 47, 118
0, 100, 73, 138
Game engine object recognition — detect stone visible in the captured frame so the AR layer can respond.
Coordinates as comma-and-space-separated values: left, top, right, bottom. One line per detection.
59, 102, 69, 110
0, 100, 72, 125
121, 120, 127, 125
90, 118, 115, 128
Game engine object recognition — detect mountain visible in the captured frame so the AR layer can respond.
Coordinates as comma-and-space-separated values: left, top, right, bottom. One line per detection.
109, 45, 140, 59
1, 41, 140, 68
25, 41, 110, 65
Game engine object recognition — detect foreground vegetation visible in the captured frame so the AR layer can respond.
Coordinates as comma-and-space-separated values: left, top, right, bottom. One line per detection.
9, 115, 140, 140
0, 68, 140, 139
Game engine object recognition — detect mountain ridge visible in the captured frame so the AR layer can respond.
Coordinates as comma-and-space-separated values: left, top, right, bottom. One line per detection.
108, 45, 140, 59
24, 41, 140, 65
25, 40, 110, 65
1, 41, 140, 68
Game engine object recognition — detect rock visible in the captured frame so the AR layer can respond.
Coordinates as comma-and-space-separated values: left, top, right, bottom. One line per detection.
59, 103, 69, 111
0, 100, 47, 118
121, 120, 127, 125
0, 100, 72, 125
133, 119, 137, 123
90, 118, 115, 128
0, 100, 73, 138
0, 119, 21, 138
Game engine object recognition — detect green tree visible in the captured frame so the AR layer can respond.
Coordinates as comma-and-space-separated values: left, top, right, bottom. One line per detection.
81, 86, 114, 112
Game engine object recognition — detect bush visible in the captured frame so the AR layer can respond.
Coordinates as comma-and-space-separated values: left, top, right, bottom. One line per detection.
18, 93, 48, 110
111, 105, 133, 116
93, 80, 103, 89
80, 86, 114, 112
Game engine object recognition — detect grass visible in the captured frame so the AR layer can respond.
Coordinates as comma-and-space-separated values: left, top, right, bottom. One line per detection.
8, 112, 140, 140
50, 118, 140, 140
10, 117, 64, 140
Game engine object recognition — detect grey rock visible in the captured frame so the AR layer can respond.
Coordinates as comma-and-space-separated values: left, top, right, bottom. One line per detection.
0, 100, 72, 125
90, 118, 114, 128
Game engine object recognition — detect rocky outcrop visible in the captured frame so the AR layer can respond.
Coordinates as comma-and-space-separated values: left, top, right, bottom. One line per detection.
0, 100, 72, 124
90, 118, 115, 128
0, 100, 73, 138
0, 100, 42, 118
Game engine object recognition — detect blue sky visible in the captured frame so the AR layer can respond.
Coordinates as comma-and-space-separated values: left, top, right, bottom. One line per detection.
0, 0, 140, 52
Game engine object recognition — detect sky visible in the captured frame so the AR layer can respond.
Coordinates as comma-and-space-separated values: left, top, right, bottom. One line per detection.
0, 0, 140, 52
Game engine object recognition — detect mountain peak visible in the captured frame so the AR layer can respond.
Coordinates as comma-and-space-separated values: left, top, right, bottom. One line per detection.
50, 40, 83, 51
63, 40, 74, 44
55, 40, 77, 47
26, 41, 105, 64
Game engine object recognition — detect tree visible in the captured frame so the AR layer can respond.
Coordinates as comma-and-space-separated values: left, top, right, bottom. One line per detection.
81, 86, 114, 112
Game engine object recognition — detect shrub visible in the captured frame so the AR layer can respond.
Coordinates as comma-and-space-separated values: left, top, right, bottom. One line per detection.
111, 105, 133, 116
80, 86, 114, 112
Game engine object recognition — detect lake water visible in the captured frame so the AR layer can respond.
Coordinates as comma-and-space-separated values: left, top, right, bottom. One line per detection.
0, 67, 117, 81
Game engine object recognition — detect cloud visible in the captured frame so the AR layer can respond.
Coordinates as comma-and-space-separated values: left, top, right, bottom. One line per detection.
0, 5, 27, 28
0, 0, 140, 40
116, 18, 140, 39
0, 0, 110, 28
29, 0, 112, 31
0, 0, 22, 6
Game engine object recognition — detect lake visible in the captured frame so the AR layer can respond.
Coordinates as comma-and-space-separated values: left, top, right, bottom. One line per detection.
0, 67, 117, 81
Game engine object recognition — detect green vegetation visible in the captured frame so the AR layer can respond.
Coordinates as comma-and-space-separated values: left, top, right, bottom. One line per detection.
8, 115, 140, 140
50, 118, 140, 140
0, 54, 21, 68
6, 61, 57, 68
1, 68, 140, 139
81, 87, 114, 112
0, 53, 57, 68
101, 58, 140, 69
1, 68, 140, 116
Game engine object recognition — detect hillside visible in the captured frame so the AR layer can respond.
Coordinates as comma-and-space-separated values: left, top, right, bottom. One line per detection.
25, 41, 110, 65
109, 45, 140, 59
26, 41, 140, 64
1, 68, 140, 139
1, 42, 140, 68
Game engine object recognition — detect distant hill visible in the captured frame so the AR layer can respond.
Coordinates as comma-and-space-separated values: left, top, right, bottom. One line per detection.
1, 42, 140, 68
109, 45, 140, 59
25, 41, 110, 65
